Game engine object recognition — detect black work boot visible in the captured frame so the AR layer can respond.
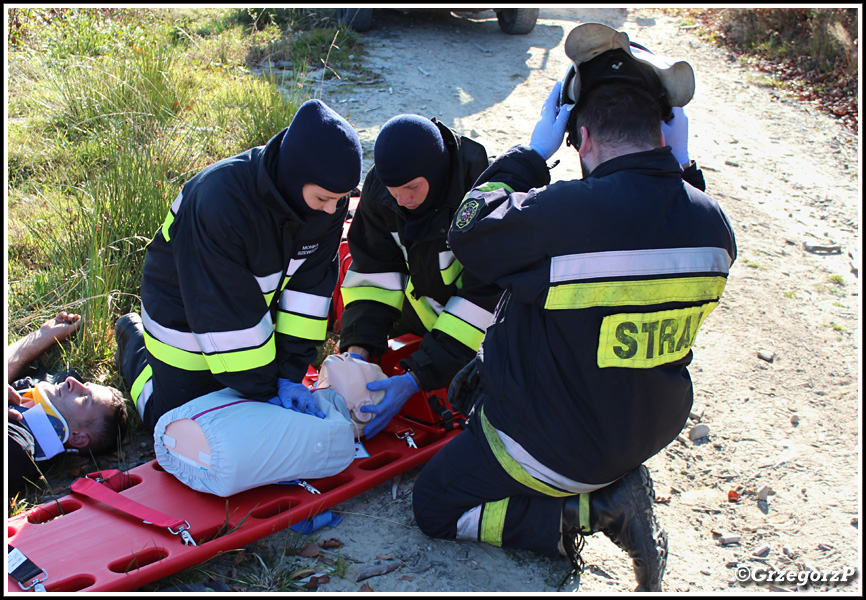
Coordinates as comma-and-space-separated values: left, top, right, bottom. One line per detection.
560, 465, 667, 592
114, 312, 145, 389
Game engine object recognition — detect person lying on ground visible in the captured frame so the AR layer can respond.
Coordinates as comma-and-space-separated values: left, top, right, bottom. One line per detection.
8, 311, 129, 500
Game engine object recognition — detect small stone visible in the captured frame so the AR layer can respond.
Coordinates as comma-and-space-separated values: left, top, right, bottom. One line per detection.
783, 545, 795, 557
758, 349, 775, 362
757, 486, 772, 501
719, 534, 740, 546
753, 543, 771, 557
790, 414, 800, 425
690, 405, 705, 422
689, 423, 710, 441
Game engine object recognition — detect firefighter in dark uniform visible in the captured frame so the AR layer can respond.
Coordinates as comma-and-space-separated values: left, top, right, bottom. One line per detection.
115, 99, 363, 432
337, 114, 503, 438
412, 24, 737, 591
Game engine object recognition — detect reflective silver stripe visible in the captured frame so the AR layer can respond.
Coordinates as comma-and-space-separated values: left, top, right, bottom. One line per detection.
422, 294, 445, 316
142, 304, 200, 352
287, 257, 306, 276
343, 269, 407, 291
390, 231, 409, 262
136, 379, 153, 420
194, 312, 274, 354
142, 304, 274, 354
439, 250, 457, 271
550, 247, 733, 283
255, 270, 283, 295
170, 191, 184, 213
443, 297, 494, 331
495, 427, 611, 494
279, 289, 331, 318
456, 505, 483, 541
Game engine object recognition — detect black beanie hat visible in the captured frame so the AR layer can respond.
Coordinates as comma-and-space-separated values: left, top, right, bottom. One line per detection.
374, 115, 450, 189
277, 99, 362, 209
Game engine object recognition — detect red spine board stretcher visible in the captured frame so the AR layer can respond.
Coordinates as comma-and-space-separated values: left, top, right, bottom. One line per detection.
7, 335, 462, 593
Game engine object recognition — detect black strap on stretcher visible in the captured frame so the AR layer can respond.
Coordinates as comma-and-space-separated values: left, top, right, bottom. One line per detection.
8, 544, 48, 592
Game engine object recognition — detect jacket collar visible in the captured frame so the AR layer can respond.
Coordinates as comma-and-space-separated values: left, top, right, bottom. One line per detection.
588, 147, 683, 180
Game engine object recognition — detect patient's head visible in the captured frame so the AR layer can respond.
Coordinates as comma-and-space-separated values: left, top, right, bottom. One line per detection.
316, 353, 387, 436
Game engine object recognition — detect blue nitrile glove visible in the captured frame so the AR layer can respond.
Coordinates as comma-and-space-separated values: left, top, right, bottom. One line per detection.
268, 378, 325, 418
360, 372, 420, 439
661, 106, 689, 166
529, 80, 573, 161
348, 352, 366, 361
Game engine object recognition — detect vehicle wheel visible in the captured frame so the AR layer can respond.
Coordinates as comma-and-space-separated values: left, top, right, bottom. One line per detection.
496, 8, 538, 35
335, 8, 373, 32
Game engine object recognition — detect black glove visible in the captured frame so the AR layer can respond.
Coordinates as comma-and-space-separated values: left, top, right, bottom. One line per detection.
447, 357, 483, 415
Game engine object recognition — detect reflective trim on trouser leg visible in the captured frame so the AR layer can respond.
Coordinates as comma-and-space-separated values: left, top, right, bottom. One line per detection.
479, 498, 509, 547
456, 505, 483, 541
131, 365, 153, 421
578, 492, 591, 534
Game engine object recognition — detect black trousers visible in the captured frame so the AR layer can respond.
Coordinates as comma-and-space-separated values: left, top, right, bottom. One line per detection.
412, 408, 565, 558
8, 422, 41, 499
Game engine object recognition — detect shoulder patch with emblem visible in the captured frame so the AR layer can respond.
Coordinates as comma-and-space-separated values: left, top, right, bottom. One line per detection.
455, 198, 480, 230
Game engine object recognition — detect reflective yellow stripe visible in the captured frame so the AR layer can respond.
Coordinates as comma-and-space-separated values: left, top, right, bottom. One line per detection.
433, 312, 485, 351
131, 364, 152, 408
545, 275, 727, 310
479, 498, 509, 547
263, 291, 276, 306
160, 210, 175, 242
480, 408, 572, 498
441, 258, 463, 286
578, 493, 591, 533
405, 279, 439, 330
598, 301, 718, 369
341, 286, 405, 310
475, 181, 515, 193
145, 330, 275, 374
204, 338, 276, 374
276, 312, 328, 341
144, 331, 209, 371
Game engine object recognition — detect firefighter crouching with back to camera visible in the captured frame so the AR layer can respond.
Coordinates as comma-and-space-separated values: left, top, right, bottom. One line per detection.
411, 23, 737, 591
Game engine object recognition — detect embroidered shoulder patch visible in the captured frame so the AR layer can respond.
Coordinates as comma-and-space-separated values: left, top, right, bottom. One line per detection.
455, 199, 480, 230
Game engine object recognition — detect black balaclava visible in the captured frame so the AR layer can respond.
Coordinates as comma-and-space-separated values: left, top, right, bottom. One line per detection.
276, 99, 362, 217
374, 114, 451, 242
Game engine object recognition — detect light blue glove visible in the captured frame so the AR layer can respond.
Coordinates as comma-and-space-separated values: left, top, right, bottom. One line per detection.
360, 372, 420, 439
661, 106, 689, 166
268, 378, 325, 418
529, 80, 573, 161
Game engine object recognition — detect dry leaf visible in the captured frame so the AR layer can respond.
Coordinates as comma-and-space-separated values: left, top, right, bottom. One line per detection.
357, 560, 402, 581
321, 538, 344, 549
359, 583, 374, 592
299, 543, 321, 558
